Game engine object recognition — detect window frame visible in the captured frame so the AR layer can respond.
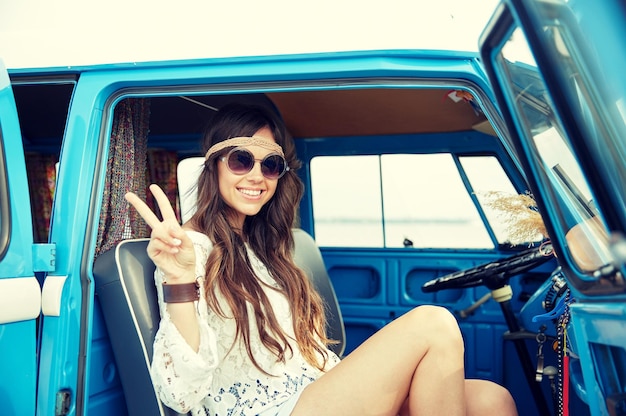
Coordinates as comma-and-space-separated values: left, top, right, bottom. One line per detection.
299, 132, 528, 251
0, 127, 10, 261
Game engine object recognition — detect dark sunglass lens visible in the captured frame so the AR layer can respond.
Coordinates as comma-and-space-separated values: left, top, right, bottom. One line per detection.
228, 149, 254, 174
261, 155, 286, 179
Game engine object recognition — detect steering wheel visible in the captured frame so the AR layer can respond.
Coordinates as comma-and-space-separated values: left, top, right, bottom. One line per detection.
422, 243, 554, 292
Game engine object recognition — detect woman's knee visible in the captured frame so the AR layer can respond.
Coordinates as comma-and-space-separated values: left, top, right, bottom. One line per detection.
465, 379, 518, 416
402, 305, 464, 347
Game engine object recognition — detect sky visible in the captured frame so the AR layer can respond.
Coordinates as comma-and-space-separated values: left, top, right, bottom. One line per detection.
0, 0, 499, 69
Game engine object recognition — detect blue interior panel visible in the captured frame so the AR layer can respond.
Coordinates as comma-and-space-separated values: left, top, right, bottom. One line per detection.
87, 299, 128, 416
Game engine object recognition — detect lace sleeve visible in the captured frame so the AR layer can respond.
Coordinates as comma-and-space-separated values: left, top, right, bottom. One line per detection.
323, 350, 341, 372
150, 234, 218, 413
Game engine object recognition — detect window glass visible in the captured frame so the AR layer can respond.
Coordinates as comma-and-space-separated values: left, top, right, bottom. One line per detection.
532, 0, 626, 200
310, 153, 518, 249
496, 27, 613, 273
461, 156, 543, 245
311, 156, 383, 247
381, 154, 491, 248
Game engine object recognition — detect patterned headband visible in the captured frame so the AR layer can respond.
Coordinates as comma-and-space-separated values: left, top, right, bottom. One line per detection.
205, 136, 285, 159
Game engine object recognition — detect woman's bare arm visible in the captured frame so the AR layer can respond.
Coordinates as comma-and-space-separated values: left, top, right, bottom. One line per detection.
126, 184, 201, 350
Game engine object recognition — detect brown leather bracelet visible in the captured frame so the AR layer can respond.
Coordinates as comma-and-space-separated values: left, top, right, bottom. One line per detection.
162, 280, 200, 303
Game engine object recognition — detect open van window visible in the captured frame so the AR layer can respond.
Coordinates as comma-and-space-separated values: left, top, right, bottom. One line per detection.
12, 81, 74, 242
310, 153, 532, 249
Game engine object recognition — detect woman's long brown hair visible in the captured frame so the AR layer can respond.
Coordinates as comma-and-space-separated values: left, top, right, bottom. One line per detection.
189, 102, 332, 373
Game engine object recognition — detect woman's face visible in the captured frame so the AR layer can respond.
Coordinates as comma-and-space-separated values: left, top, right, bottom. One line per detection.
217, 126, 279, 227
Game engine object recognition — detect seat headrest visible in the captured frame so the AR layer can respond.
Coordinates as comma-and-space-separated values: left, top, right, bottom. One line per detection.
177, 157, 205, 223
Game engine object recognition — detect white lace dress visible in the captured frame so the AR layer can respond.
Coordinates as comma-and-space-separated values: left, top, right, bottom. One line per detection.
150, 231, 340, 416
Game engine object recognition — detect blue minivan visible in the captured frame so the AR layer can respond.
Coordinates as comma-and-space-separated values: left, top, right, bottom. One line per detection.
1, 0, 624, 415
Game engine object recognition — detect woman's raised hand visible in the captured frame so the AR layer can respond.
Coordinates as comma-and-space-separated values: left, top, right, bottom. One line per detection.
125, 184, 197, 283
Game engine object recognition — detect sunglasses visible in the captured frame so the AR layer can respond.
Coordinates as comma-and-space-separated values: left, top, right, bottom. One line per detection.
220, 147, 290, 180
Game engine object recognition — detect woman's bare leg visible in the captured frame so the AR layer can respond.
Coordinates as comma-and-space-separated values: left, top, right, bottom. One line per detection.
291, 305, 468, 416
464, 379, 517, 415
398, 379, 517, 416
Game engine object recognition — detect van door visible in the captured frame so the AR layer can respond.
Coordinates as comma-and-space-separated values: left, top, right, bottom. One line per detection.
0, 60, 40, 415
479, 1, 626, 414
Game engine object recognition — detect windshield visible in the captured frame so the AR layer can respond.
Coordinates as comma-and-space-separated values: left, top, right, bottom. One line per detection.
495, 28, 614, 276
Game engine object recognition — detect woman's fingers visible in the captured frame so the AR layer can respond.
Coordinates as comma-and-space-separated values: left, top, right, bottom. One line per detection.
126, 185, 184, 234
146, 185, 195, 250
125, 186, 195, 270
125, 184, 179, 227
125, 191, 162, 229
125, 187, 197, 283
149, 184, 179, 223
148, 234, 181, 255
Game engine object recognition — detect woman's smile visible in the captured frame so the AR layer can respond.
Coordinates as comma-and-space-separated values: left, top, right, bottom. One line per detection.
237, 187, 264, 198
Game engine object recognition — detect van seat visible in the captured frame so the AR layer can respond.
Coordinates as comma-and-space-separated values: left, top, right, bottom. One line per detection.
93, 228, 345, 416
93, 239, 185, 416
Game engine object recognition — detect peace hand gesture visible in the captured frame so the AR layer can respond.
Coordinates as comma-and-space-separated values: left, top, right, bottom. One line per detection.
125, 184, 196, 283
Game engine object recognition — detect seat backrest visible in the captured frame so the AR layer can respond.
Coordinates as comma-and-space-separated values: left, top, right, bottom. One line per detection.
292, 229, 345, 356
93, 230, 345, 415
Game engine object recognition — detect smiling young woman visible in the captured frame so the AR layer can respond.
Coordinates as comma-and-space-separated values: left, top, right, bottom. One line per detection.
124, 103, 517, 416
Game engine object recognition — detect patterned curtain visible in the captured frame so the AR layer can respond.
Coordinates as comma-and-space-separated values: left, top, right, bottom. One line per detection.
95, 98, 151, 257
147, 149, 181, 223
25, 153, 58, 243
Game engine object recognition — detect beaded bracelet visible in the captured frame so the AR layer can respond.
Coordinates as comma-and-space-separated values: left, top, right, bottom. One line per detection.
162, 280, 200, 303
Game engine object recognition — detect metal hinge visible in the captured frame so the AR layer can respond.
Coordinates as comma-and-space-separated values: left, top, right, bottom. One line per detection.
55, 389, 71, 416
32, 243, 56, 273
